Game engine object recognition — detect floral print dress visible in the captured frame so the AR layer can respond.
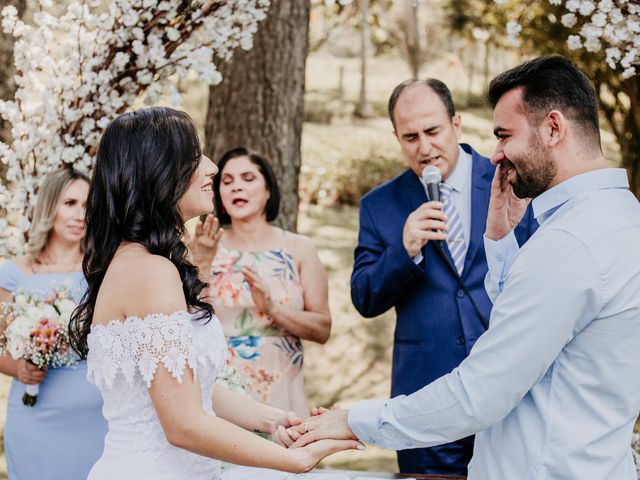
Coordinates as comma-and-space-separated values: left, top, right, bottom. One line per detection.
208, 239, 308, 416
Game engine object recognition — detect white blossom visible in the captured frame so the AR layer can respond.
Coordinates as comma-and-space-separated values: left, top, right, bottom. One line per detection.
562, 13, 578, 28
493, 0, 639, 78
567, 34, 583, 49
566, 0, 581, 12
578, 1, 596, 16
0, 0, 271, 254
591, 12, 607, 28
598, 0, 614, 13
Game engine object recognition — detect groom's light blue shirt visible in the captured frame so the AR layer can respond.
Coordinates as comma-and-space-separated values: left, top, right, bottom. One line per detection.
348, 168, 640, 480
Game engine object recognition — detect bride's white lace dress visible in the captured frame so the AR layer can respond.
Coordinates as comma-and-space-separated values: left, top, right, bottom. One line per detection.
86, 311, 227, 480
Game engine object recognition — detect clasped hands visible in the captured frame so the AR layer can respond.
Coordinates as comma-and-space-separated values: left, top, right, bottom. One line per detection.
273, 407, 360, 450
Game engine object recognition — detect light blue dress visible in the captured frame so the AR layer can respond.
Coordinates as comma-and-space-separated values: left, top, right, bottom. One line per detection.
0, 260, 107, 480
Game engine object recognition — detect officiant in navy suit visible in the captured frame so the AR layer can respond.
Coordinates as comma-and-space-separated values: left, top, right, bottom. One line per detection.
350, 79, 537, 475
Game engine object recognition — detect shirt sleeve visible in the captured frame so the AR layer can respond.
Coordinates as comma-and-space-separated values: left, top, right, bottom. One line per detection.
483, 231, 520, 303
0, 260, 21, 293
348, 229, 603, 449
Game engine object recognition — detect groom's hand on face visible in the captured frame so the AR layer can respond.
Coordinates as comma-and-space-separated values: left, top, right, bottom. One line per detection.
288, 409, 358, 448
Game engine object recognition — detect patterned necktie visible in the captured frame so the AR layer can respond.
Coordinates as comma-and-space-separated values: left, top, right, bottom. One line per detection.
439, 182, 466, 275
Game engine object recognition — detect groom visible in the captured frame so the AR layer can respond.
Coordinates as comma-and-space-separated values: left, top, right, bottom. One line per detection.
289, 55, 640, 479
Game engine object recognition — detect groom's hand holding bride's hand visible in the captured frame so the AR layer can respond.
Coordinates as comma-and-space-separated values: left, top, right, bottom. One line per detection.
270, 409, 364, 473
286, 408, 359, 448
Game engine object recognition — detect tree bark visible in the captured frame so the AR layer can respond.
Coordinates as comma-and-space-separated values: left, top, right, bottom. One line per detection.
405, 0, 421, 80
203, 0, 310, 232
616, 77, 640, 198
354, 0, 373, 118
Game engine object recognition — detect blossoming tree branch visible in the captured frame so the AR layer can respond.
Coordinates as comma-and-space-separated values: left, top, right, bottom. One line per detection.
496, 0, 639, 78
0, 0, 270, 255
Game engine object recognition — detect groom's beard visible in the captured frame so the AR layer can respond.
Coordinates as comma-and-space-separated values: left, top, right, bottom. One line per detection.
507, 133, 556, 199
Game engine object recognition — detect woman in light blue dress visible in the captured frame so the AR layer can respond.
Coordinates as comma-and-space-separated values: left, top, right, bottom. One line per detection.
0, 169, 107, 479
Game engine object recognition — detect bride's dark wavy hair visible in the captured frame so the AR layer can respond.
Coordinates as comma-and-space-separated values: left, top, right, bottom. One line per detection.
69, 107, 213, 358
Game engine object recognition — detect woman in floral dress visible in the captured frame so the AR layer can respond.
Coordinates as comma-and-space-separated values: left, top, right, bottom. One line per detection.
191, 147, 331, 417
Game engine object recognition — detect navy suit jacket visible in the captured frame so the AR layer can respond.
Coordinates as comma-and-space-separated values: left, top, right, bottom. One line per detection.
350, 145, 537, 471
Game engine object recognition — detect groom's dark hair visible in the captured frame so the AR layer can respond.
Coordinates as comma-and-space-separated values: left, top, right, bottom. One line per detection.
488, 55, 601, 151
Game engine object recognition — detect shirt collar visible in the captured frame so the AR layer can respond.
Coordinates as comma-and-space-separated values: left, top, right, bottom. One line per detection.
532, 168, 629, 224
444, 145, 471, 193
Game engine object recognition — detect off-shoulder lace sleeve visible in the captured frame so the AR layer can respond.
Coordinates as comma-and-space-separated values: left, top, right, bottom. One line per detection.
88, 311, 200, 389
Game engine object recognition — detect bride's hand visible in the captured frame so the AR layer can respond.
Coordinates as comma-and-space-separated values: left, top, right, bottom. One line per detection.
271, 410, 303, 447
289, 438, 365, 473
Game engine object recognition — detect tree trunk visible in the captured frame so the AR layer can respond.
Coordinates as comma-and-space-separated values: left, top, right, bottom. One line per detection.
203, 0, 310, 232
405, 0, 421, 79
0, 0, 26, 146
618, 77, 640, 198
597, 76, 640, 200
354, 0, 373, 118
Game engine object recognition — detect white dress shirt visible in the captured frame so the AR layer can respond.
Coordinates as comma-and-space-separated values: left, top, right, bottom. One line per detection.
349, 168, 640, 479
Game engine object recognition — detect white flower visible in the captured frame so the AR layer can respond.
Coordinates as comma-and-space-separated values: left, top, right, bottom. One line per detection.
567, 34, 583, 49
609, 8, 623, 23
598, 0, 613, 13
591, 13, 607, 28
57, 299, 77, 319
561, 13, 578, 28
114, 51, 129, 69
41, 303, 59, 320
622, 66, 636, 79
584, 36, 602, 52
605, 47, 622, 68
13, 294, 27, 307
166, 27, 180, 42
1, 5, 19, 33
578, 1, 596, 16
566, 0, 581, 12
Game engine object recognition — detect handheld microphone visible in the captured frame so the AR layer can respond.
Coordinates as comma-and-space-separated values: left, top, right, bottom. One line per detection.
421, 166, 441, 203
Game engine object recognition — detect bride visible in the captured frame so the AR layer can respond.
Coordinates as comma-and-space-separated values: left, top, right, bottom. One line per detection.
69, 107, 361, 479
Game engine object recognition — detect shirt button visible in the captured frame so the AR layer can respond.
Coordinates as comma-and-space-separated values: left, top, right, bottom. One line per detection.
457, 290, 465, 298
496, 253, 503, 261
456, 337, 465, 345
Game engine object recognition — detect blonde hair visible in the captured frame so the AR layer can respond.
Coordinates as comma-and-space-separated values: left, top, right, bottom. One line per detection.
26, 169, 90, 263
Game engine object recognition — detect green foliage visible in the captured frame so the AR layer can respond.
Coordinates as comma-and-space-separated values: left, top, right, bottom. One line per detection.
300, 150, 405, 206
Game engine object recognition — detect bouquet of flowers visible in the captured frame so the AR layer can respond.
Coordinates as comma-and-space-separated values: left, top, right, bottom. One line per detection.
215, 347, 250, 396
0, 288, 79, 406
